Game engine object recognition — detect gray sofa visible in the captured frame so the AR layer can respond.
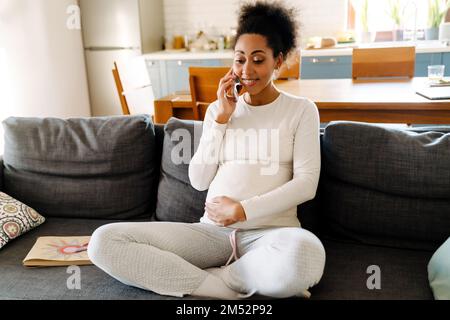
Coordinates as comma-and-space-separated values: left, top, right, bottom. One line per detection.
0, 115, 449, 300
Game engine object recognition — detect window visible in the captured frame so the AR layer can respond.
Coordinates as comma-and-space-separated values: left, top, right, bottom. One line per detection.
348, 0, 449, 41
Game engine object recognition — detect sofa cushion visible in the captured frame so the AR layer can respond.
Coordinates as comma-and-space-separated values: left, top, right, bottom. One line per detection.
0, 216, 185, 300
155, 118, 207, 223
310, 238, 434, 299
0, 217, 433, 300
320, 121, 450, 250
0, 192, 45, 249
2, 115, 158, 220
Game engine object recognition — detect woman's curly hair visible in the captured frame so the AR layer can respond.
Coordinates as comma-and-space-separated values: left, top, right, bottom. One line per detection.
233, 1, 299, 61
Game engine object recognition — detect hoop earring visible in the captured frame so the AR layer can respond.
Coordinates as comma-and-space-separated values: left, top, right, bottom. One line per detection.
272, 71, 278, 81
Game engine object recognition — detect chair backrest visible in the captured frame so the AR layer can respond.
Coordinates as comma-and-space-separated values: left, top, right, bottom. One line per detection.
277, 50, 301, 79
112, 62, 130, 115
352, 46, 416, 79
112, 56, 155, 116
189, 66, 230, 120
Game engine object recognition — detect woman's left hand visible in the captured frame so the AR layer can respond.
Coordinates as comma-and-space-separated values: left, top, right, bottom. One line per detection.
205, 196, 246, 227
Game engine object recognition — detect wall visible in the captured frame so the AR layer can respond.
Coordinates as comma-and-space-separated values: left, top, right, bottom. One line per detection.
163, 0, 347, 44
0, 0, 91, 154
139, 0, 165, 52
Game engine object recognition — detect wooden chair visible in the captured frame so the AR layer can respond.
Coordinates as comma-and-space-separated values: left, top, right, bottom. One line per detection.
277, 50, 301, 79
188, 66, 230, 120
112, 62, 130, 115
112, 57, 155, 117
352, 47, 416, 79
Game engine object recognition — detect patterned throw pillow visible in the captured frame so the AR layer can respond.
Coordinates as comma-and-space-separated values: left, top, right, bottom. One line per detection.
0, 192, 45, 249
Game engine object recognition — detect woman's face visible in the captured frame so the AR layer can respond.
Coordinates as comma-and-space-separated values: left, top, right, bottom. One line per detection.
233, 34, 282, 95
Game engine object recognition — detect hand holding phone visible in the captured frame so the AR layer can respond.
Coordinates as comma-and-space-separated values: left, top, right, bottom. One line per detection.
216, 69, 240, 123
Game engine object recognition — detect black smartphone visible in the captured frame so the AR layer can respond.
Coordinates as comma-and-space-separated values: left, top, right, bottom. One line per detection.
226, 73, 242, 102
233, 77, 243, 102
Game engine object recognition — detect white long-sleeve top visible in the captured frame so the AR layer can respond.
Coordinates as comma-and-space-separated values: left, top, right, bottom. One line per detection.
188, 91, 321, 229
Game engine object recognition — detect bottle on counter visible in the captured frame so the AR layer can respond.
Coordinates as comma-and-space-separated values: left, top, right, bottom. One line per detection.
218, 36, 225, 51
164, 36, 173, 50
184, 34, 191, 51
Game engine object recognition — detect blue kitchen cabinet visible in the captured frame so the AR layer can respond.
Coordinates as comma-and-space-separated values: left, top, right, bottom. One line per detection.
165, 59, 223, 96
301, 53, 447, 79
442, 52, 450, 76
145, 58, 225, 99
146, 60, 163, 99
415, 53, 443, 77
301, 56, 352, 79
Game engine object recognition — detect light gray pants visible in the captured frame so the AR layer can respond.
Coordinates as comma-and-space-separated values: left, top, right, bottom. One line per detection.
87, 221, 326, 298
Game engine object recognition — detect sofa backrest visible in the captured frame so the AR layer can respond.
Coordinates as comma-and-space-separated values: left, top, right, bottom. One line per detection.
2, 115, 159, 220
3, 114, 448, 252
319, 122, 450, 251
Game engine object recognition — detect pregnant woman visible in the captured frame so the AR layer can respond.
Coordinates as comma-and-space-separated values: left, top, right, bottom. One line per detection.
88, 1, 326, 299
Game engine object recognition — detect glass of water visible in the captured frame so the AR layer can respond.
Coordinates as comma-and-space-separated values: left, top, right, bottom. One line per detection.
428, 65, 445, 83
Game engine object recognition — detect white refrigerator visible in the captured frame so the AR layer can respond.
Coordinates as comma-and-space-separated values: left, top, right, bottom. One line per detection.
80, 0, 164, 116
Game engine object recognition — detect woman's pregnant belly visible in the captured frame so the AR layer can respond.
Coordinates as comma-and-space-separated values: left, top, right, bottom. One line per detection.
206, 161, 292, 202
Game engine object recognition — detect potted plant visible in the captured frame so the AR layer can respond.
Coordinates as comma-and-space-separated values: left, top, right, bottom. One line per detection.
387, 0, 404, 41
358, 0, 372, 42
426, 0, 450, 40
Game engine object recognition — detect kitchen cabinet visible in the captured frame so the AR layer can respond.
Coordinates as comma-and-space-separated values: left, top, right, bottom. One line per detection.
165, 59, 223, 95
442, 52, 450, 76
146, 58, 229, 98
301, 52, 448, 79
146, 60, 163, 100
301, 56, 352, 79
415, 53, 442, 77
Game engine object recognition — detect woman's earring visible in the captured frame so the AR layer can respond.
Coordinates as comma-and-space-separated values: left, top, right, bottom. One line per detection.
272, 70, 278, 81
273, 65, 281, 80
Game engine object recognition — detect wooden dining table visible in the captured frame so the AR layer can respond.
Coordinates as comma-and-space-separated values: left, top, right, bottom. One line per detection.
153, 77, 450, 124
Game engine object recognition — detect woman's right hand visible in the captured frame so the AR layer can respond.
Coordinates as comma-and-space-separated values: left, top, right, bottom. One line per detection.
215, 68, 238, 124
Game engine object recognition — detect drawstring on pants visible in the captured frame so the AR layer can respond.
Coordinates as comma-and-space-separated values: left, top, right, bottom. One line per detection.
225, 229, 239, 266
224, 228, 257, 298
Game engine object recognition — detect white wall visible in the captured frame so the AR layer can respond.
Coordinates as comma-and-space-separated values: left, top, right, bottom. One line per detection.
163, 0, 347, 44
139, 0, 165, 53
297, 0, 347, 41
0, 0, 91, 154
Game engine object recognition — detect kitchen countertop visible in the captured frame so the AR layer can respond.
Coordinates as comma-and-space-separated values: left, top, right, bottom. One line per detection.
142, 41, 450, 60
302, 40, 450, 56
